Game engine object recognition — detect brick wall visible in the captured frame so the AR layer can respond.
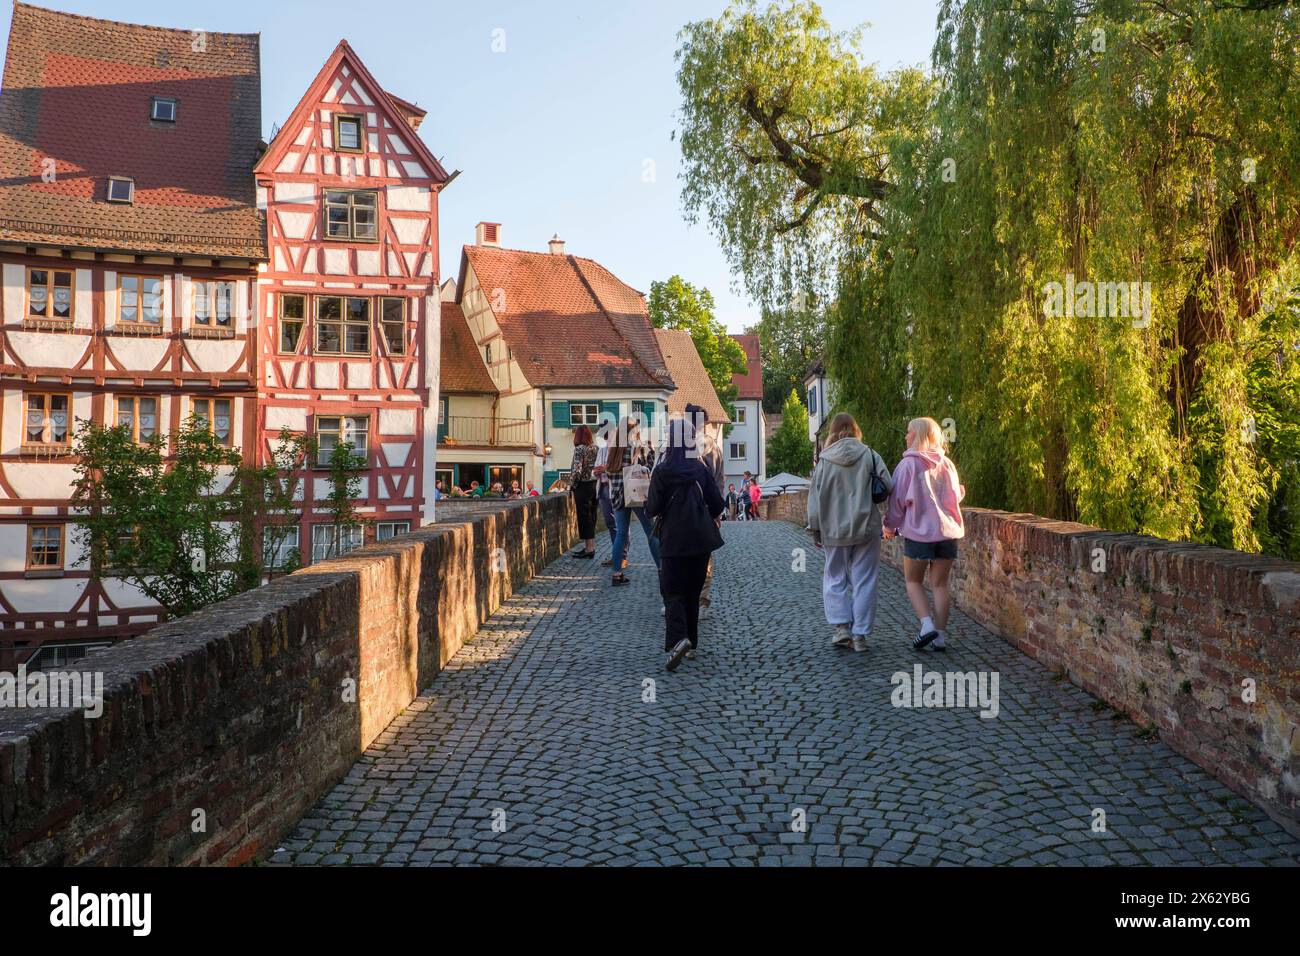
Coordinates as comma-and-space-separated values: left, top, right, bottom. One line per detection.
0, 494, 576, 865
767, 489, 1300, 836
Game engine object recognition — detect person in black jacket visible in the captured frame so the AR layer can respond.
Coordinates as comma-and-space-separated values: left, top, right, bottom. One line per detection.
645, 414, 726, 671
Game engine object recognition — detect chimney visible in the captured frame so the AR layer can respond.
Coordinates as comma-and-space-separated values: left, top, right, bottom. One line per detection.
548, 234, 566, 256
475, 222, 501, 247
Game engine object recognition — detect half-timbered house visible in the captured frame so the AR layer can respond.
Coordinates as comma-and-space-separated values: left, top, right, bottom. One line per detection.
253, 40, 451, 563
0, 4, 264, 667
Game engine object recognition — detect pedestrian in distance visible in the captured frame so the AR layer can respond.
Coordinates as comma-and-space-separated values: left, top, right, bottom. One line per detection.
646, 414, 725, 671
883, 416, 965, 652
806, 412, 894, 653
570, 424, 599, 559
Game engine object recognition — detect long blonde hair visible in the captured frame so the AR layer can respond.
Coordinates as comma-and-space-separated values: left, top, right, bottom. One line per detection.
825, 412, 862, 448
907, 417, 946, 453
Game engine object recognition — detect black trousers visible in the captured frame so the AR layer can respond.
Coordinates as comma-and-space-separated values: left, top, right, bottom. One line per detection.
660, 553, 712, 651
573, 480, 598, 540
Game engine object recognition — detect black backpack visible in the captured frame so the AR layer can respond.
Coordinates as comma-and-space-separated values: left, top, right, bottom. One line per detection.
653, 479, 723, 553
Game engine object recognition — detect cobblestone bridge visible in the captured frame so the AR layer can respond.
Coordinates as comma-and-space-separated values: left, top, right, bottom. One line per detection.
274, 521, 1300, 867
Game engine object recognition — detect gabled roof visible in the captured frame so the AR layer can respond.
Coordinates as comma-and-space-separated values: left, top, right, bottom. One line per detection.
254, 39, 448, 183
440, 300, 496, 394
0, 2, 264, 258
656, 328, 730, 424
458, 244, 674, 390
731, 333, 763, 400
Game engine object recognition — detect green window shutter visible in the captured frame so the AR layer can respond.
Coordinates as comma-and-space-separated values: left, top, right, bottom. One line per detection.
542, 470, 559, 492
642, 402, 654, 426
601, 400, 620, 421
551, 401, 571, 428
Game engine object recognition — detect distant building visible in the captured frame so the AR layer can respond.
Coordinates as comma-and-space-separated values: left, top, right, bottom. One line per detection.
726, 333, 766, 483
655, 328, 729, 444
803, 357, 835, 460
449, 227, 676, 491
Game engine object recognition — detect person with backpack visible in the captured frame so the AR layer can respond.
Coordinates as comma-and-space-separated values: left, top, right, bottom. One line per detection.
883, 417, 966, 652
806, 412, 893, 653
646, 414, 726, 671
607, 416, 659, 586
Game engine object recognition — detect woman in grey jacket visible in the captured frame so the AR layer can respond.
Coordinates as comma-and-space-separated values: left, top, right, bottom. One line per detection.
807, 413, 893, 652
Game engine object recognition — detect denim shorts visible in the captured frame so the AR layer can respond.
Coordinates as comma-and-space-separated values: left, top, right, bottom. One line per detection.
903, 537, 959, 561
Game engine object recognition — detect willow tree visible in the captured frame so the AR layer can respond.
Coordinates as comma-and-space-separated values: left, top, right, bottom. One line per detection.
676, 0, 1300, 556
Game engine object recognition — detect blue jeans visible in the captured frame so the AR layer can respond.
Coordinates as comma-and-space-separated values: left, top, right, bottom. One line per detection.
613, 506, 661, 572
598, 483, 616, 543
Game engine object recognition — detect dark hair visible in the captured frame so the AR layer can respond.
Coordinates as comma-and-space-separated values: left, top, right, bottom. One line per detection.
573, 424, 593, 446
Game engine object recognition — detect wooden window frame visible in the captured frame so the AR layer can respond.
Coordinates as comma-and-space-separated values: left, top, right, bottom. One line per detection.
191, 397, 235, 447
107, 176, 135, 204
310, 523, 364, 563
315, 296, 371, 355
314, 415, 369, 468
115, 395, 160, 445
117, 273, 165, 329
375, 521, 411, 542
323, 189, 378, 242
262, 525, 301, 570
279, 293, 307, 354
333, 113, 364, 153
26, 523, 64, 572
192, 280, 236, 329
23, 392, 72, 448
570, 403, 600, 427
380, 297, 407, 355
26, 267, 74, 323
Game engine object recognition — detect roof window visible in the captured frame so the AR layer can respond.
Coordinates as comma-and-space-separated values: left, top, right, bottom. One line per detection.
107, 177, 135, 204
151, 97, 177, 122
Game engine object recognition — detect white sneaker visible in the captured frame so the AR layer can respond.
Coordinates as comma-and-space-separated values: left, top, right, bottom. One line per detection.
685, 649, 696, 660
851, 635, 870, 653
831, 624, 853, 648
931, 633, 947, 652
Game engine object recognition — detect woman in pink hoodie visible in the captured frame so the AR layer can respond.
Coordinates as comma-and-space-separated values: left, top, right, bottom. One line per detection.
883, 417, 965, 652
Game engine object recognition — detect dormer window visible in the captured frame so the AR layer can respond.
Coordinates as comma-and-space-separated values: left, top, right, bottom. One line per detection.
151, 97, 177, 122
107, 177, 134, 204
334, 114, 363, 153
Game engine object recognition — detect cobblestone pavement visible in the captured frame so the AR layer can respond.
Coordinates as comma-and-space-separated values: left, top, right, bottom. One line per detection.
275, 521, 1300, 866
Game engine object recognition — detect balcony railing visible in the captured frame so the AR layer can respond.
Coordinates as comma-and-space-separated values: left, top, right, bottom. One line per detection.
439, 416, 534, 447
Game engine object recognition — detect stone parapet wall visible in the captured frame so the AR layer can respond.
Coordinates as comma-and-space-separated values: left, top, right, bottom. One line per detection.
764, 489, 1300, 835
0, 495, 576, 865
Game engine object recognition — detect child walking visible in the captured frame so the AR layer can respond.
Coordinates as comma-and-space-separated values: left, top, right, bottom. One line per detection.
883, 417, 965, 652
806, 413, 893, 653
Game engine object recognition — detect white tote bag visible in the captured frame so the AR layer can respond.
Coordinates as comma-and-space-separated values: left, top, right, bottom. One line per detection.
623, 464, 651, 508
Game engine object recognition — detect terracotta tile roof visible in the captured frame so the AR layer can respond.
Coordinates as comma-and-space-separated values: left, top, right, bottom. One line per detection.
459, 244, 673, 389
731, 332, 763, 400
439, 299, 496, 394
0, 3, 264, 258
656, 328, 730, 424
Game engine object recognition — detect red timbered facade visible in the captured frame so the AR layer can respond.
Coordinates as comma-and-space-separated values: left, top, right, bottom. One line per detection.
0, 5, 264, 668
254, 41, 450, 562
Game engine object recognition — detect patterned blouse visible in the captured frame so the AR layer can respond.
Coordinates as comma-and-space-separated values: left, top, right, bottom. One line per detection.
571, 444, 598, 483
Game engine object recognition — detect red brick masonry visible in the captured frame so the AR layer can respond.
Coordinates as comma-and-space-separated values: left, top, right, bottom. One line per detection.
771, 491, 1300, 837
0, 495, 576, 865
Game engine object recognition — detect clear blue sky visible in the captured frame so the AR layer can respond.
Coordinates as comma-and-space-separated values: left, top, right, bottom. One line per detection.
5, 1, 940, 331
